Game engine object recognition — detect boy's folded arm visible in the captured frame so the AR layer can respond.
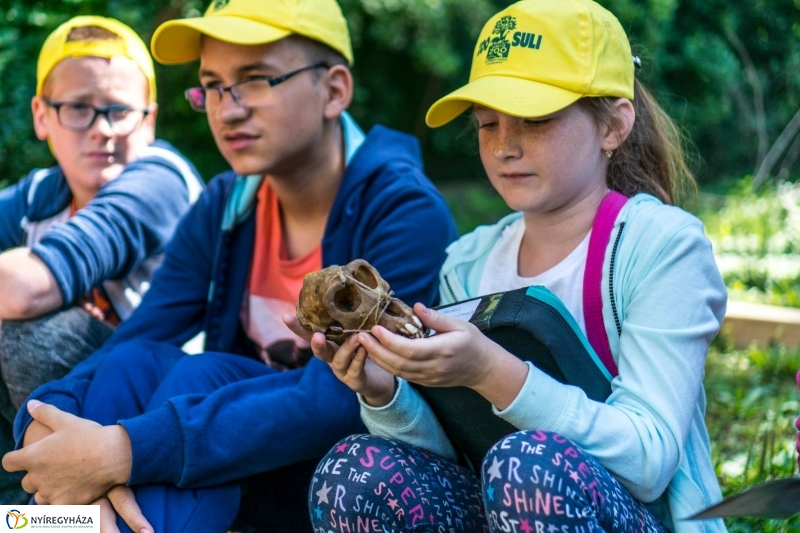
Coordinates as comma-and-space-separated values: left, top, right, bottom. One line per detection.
0, 172, 63, 318
0, 247, 63, 319
31, 156, 195, 305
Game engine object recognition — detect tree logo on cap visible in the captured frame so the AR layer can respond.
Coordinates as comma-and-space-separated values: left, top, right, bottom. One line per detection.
212, 0, 230, 10
477, 16, 516, 64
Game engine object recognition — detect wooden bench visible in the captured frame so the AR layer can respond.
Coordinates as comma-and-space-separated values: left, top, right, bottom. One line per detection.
721, 301, 800, 349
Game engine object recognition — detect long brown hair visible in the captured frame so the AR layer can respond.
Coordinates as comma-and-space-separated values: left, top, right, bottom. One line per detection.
578, 79, 697, 206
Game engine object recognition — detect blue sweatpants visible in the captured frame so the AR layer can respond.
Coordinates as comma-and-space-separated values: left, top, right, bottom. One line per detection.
68, 339, 315, 532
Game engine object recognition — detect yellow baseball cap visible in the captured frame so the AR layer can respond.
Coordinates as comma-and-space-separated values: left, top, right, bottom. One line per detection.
426, 0, 634, 128
37, 15, 156, 102
151, 0, 353, 66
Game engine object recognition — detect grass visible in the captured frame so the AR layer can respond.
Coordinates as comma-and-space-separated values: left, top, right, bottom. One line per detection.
705, 339, 800, 531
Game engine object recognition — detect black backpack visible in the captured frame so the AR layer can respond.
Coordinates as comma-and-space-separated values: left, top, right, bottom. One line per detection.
413, 286, 613, 471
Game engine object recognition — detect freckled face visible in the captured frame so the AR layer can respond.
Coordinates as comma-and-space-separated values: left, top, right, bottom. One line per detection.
474, 103, 608, 215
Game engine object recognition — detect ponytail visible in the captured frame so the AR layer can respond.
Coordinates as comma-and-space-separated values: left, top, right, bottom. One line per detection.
579, 79, 697, 206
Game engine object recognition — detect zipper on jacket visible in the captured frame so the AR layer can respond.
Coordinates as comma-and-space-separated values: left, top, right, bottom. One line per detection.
443, 273, 457, 302
609, 222, 625, 337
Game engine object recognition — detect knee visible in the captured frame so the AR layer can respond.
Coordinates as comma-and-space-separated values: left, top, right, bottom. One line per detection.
0, 308, 113, 378
150, 352, 238, 400
311, 435, 484, 532
167, 351, 229, 378
90, 340, 185, 394
0, 315, 43, 367
484, 430, 581, 471
482, 431, 594, 514
312, 434, 399, 489
101, 340, 183, 372
482, 431, 578, 492
309, 435, 400, 518
0, 307, 100, 344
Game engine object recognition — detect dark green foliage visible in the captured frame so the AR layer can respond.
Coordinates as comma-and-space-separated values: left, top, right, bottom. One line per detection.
440, 181, 511, 236
705, 342, 800, 531
2, 0, 799, 185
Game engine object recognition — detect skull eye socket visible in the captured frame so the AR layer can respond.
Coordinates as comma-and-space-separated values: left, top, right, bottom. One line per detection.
334, 286, 361, 312
352, 265, 380, 289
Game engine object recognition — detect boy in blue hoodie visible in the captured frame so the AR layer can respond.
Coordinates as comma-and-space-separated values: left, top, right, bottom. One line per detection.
3, 0, 457, 531
0, 16, 202, 504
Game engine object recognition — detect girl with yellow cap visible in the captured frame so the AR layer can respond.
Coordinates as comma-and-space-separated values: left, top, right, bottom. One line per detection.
301, 0, 727, 531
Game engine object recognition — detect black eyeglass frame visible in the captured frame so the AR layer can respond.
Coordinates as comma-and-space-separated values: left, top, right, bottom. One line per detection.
185, 62, 330, 112
42, 98, 150, 134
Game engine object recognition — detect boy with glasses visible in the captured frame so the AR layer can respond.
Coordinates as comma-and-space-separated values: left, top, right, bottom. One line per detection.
0, 16, 202, 503
3, 0, 457, 531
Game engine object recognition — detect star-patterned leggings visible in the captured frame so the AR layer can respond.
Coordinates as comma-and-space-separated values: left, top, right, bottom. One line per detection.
309, 432, 670, 533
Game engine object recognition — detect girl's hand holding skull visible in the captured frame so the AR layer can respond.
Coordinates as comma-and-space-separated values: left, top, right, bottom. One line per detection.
288, 259, 527, 409
283, 313, 397, 407
285, 301, 529, 411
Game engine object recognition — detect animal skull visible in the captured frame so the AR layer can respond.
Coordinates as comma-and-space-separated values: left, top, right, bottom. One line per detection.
296, 259, 425, 345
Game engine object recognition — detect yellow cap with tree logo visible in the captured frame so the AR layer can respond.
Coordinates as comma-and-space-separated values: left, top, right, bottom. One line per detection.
426, 0, 634, 128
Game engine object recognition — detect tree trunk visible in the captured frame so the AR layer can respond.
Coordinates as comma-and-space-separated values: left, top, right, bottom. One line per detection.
777, 133, 800, 181
753, 108, 800, 190
725, 28, 769, 170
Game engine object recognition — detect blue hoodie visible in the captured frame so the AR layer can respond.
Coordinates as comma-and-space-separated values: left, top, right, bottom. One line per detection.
15, 117, 459, 488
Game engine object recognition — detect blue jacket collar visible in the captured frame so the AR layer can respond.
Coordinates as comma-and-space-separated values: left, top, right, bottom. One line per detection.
24, 167, 72, 223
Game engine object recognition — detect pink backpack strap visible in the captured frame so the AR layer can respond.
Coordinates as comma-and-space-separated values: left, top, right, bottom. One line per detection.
583, 190, 628, 378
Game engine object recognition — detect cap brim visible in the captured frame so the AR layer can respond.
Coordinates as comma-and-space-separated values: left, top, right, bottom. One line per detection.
426, 76, 582, 128
151, 16, 292, 65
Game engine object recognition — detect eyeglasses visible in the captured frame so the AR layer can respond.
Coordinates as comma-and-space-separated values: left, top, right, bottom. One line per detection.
43, 98, 150, 135
185, 62, 329, 112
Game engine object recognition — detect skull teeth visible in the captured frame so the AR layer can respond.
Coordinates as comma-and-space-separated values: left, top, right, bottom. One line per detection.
412, 315, 422, 328
404, 323, 419, 335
